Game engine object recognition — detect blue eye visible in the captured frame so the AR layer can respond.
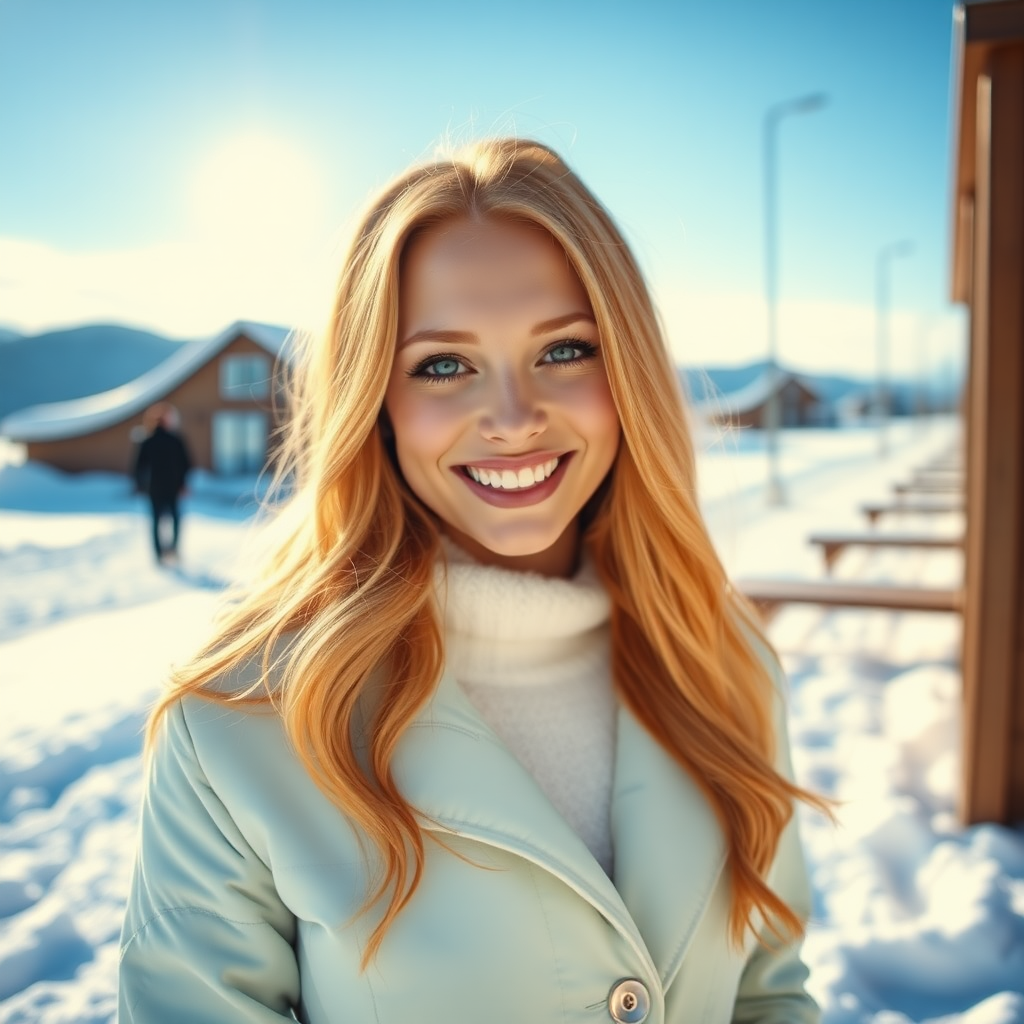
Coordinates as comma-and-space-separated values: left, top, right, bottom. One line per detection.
425, 358, 463, 377
542, 340, 599, 365
548, 345, 579, 362
407, 354, 469, 382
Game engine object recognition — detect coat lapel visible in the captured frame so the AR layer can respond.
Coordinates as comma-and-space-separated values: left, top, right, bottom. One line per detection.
391, 670, 656, 976
611, 705, 727, 988
391, 670, 725, 989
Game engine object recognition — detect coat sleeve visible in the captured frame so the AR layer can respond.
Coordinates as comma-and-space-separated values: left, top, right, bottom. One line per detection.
731, 654, 821, 1024
118, 699, 300, 1023
133, 440, 150, 492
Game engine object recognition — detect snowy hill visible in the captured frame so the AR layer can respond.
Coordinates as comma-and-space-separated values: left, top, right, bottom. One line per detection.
0, 325, 187, 420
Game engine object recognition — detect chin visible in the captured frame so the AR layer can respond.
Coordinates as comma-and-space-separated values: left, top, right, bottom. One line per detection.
445, 519, 579, 575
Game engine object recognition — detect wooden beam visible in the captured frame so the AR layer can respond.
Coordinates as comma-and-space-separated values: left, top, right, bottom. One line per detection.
951, 2, 1024, 301
961, 46, 1024, 825
861, 501, 964, 525
737, 579, 962, 624
894, 481, 963, 498
808, 531, 963, 573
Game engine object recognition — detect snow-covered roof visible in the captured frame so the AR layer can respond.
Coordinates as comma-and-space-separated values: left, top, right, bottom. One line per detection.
695, 367, 820, 418
1, 321, 292, 444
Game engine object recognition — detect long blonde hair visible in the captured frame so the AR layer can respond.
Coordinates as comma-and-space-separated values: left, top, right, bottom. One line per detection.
153, 137, 823, 964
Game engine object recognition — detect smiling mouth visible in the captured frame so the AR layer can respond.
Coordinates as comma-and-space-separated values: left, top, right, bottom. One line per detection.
461, 456, 561, 491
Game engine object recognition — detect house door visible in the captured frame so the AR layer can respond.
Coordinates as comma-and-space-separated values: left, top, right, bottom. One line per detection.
212, 412, 268, 475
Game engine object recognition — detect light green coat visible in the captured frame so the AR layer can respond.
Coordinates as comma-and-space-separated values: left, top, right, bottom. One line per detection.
119, 663, 819, 1023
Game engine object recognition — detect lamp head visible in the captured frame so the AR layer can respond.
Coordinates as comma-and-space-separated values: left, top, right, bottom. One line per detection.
795, 92, 829, 113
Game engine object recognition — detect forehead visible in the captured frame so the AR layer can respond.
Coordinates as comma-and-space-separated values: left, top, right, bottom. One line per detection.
398, 218, 591, 330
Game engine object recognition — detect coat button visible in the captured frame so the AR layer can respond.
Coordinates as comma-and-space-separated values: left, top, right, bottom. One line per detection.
608, 978, 650, 1024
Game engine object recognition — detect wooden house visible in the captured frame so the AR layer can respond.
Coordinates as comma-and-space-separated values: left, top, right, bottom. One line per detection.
0, 321, 292, 476
698, 367, 827, 429
950, 0, 1024, 823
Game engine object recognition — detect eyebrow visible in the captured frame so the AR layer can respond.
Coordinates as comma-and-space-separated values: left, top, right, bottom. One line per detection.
399, 312, 596, 349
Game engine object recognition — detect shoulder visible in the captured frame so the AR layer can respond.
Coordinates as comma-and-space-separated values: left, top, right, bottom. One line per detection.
154, 688, 361, 871
167, 646, 298, 787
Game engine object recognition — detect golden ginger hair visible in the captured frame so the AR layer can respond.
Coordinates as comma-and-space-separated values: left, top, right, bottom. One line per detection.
151, 137, 823, 964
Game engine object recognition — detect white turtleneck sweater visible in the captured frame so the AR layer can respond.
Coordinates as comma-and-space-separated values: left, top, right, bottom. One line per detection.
436, 541, 617, 875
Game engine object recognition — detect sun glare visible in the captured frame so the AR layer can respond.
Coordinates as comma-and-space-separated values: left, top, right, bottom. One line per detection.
188, 132, 324, 245
176, 131, 335, 331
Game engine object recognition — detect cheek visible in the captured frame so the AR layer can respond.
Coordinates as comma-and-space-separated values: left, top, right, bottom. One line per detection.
384, 391, 465, 475
560, 377, 621, 449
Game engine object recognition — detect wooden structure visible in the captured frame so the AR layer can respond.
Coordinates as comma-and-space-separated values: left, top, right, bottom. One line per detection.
893, 480, 963, 497
737, 578, 962, 623
0, 322, 291, 475
860, 500, 964, 525
808, 531, 964, 573
911, 469, 964, 485
952, 0, 1024, 822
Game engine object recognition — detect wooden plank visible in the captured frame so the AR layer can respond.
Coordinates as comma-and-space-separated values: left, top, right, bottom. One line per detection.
911, 470, 964, 485
894, 481, 963, 497
736, 578, 962, 623
962, 65, 995, 826
965, 0, 1024, 42
861, 501, 964, 525
807, 531, 963, 573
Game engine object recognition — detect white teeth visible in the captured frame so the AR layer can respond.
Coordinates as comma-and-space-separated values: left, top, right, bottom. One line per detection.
465, 456, 560, 490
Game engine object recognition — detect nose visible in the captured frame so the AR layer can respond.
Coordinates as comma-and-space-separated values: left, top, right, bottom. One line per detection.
478, 370, 547, 445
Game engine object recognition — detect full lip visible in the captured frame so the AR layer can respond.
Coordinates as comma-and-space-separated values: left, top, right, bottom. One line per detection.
449, 450, 575, 507
453, 449, 567, 473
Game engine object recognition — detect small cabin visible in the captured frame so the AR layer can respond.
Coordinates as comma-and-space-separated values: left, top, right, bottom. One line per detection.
698, 368, 827, 429
1, 321, 292, 476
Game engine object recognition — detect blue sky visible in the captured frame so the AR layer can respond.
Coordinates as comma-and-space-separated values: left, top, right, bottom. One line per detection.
1, 0, 966, 377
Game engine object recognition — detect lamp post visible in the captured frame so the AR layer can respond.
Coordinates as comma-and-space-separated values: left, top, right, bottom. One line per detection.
875, 239, 913, 456
763, 91, 828, 505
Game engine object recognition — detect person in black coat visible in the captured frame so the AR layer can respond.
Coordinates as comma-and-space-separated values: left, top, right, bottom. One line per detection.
134, 405, 191, 564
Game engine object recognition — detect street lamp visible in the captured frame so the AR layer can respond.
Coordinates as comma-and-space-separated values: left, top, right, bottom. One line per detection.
875, 239, 913, 456
763, 91, 828, 505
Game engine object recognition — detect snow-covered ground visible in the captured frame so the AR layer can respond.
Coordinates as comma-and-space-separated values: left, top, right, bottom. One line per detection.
1, 419, 1022, 1023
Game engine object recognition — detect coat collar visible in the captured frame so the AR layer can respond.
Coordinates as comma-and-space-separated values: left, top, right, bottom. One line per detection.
390, 669, 726, 988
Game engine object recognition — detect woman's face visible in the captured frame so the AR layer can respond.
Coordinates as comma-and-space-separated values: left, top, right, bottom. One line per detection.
384, 217, 621, 577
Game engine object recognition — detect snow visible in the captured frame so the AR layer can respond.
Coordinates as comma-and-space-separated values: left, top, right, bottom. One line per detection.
1, 417, 1022, 1024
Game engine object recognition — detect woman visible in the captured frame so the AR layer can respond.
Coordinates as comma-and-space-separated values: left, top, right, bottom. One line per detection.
119, 138, 825, 1023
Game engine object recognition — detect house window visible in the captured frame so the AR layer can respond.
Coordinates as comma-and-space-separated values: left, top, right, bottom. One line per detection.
213, 412, 268, 475
220, 354, 271, 399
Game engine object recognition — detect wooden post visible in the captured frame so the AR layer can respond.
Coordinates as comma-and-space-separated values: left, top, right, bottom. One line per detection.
959, 37, 1024, 823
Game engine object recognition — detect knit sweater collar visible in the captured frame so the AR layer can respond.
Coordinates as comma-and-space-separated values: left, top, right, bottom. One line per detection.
436, 537, 612, 686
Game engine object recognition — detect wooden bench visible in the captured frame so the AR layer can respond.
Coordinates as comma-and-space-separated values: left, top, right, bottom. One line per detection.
736, 578, 963, 623
862, 501, 964, 525
808, 531, 964, 572
894, 480, 963, 498
911, 469, 963, 485
919, 455, 961, 471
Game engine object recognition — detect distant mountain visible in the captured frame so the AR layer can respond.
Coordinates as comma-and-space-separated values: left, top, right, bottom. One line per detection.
0, 328, 23, 344
0, 325, 187, 420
